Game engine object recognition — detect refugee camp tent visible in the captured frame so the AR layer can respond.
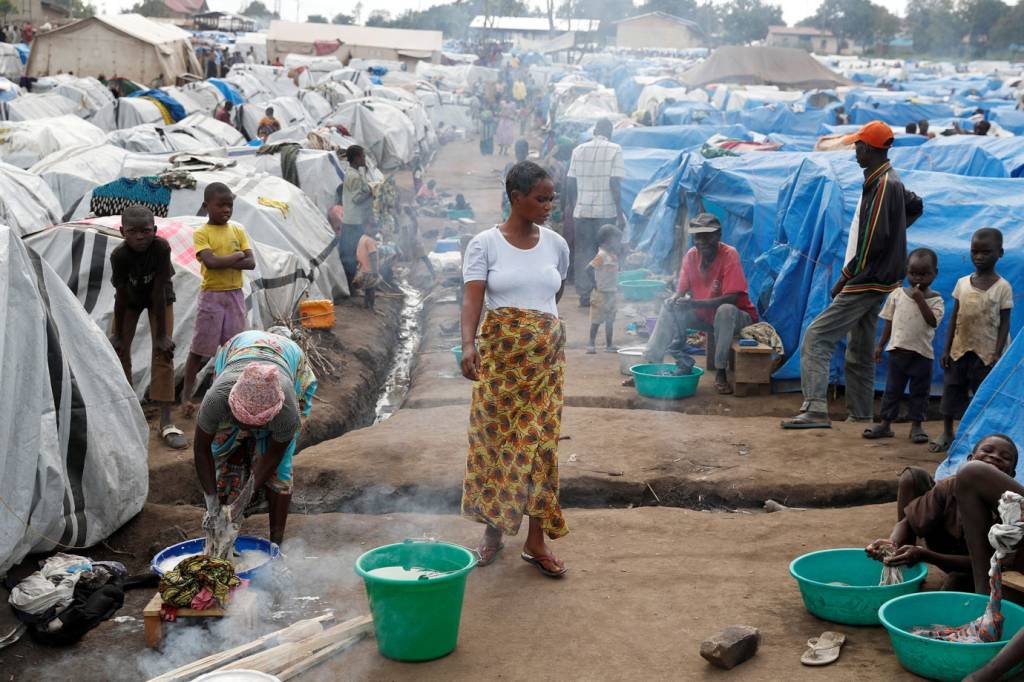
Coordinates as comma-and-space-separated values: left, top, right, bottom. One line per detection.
24, 216, 315, 399
232, 146, 348, 213
106, 113, 244, 153
31, 144, 129, 216
323, 98, 418, 170
1, 93, 79, 121
0, 43, 23, 79
26, 14, 202, 85
0, 115, 107, 169
226, 64, 300, 100
239, 96, 314, 139
267, 21, 443, 67
680, 46, 852, 90
0, 225, 149, 575
0, 161, 63, 236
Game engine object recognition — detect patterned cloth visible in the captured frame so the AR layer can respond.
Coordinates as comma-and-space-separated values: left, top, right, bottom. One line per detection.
912, 491, 1024, 642
567, 136, 625, 219
462, 307, 568, 539
90, 177, 171, 218
210, 331, 317, 503
159, 555, 240, 608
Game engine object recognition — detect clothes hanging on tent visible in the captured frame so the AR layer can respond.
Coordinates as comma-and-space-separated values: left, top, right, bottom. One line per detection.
257, 142, 301, 188
90, 177, 171, 217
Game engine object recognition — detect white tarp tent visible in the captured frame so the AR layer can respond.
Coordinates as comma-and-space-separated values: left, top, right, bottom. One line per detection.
226, 64, 300, 100
232, 146, 348, 213
0, 115, 107, 169
323, 98, 417, 170
1, 93, 79, 121
0, 161, 63, 236
32, 144, 130, 216
240, 96, 313, 139
106, 113, 244, 153
0, 43, 22, 80
0, 224, 149, 575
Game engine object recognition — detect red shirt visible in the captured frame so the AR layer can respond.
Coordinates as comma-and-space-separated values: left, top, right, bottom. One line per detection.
677, 243, 757, 325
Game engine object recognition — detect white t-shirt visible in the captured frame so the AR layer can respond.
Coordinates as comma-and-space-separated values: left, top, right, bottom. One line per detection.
951, 274, 1014, 365
462, 225, 569, 317
880, 288, 945, 359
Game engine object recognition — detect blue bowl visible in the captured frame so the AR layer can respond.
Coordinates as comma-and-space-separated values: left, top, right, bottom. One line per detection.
789, 548, 927, 625
880, 592, 1024, 681
151, 535, 281, 581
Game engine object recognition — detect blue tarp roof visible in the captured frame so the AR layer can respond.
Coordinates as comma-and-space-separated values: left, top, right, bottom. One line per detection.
731, 104, 837, 136
990, 108, 1024, 135
924, 134, 1024, 176
849, 101, 956, 126
208, 78, 244, 105
659, 101, 725, 126
621, 148, 683, 217
612, 124, 749, 150
126, 89, 187, 122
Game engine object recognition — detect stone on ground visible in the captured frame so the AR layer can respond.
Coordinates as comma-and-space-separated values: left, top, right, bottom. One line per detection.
700, 624, 761, 669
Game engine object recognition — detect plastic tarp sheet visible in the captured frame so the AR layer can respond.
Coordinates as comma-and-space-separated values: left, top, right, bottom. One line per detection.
114, 97, 165, 129
208, 78, 243, 106
613, 124, 750, 150
659, 102, 725, 126
734, 105, 836, 136
225, 64, 300, 99
888, 142, 1009, 177
935, 332, 1024, 483
921, 135, 1024, 177
127, 89, 187, 123
2, 93, 78, 121
0, 161, 62, 236
849, 101, 955, 126
231, 147, 346, 213
817, 124, 929, 147
989, 109, 1024, 136
765, 134, 817, 152
31, 144, 129, 217
0, 224, 148, 575
322, 98, 417, 170
0, 115, 107, 169
240, 96, 313, 140
621, 148, 681, 220
107, 113, 244, 154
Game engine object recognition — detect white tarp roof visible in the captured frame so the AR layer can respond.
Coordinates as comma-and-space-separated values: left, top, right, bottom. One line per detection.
2, 93, 79, 121
0, 161, 62, 236
31, 143, 129, 216
93, 13, 193, 45
268, 20, 443, 54
323, 98, 417, 171
0, 115, 107, 169
107, 113, 244, 153
468, 16, 600, 32
0, 224, 149, 575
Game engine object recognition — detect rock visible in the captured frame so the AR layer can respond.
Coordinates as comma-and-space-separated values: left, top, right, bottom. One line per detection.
700, 625, 761, 670
764, 499, 788, 513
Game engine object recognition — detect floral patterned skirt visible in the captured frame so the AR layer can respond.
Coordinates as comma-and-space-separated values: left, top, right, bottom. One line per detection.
461, 307, 568, 539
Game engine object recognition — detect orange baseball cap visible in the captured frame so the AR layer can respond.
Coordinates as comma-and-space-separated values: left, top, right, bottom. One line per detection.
842, 120, 894, 149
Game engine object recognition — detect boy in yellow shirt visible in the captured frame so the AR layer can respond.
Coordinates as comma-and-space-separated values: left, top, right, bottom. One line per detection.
182, 182, 255, 415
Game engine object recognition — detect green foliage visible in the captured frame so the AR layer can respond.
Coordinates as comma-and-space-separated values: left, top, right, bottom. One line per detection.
126, 0, 171, 18
803, 0, 900, 49
0, 0, 16, 16
720, 0, 783, 44
71, 0, 96, 17
241, 1, 276, 18
332, 12, 354, 24
307, 14, 327, 23
638, 0, 697, 15
905, 0, 963, 54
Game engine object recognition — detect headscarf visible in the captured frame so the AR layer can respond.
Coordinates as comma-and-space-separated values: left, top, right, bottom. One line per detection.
228, 363, 284, 425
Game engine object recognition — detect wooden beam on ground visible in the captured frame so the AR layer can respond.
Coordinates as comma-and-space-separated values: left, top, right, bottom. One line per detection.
276, 634, 366, 680
219, 614, 373, 675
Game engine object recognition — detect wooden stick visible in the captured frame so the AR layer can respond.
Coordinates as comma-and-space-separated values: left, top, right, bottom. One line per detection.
220, 615, 373, 675
276, 634, 366, 680
146, 613, 335, 682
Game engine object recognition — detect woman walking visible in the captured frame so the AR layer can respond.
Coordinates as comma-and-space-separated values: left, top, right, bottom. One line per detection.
194, 328, 317, 546
460, 161, 570, 577
495, 96, 517, 156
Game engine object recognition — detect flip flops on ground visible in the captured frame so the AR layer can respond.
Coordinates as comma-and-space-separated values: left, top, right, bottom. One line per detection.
862, 425, 894, 439
800, 631, 846, 666
160, 424, 188, 449
929, 433, 952, 453
910, 425, 930, 444
715, 380, 733, 395
475, 542, 505, 567
521, 551, 567, 578
780, 412, 831, 429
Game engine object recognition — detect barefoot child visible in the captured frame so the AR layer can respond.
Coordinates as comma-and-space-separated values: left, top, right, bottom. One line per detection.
352, 230, 380, 311
932, 228, 1013, 452
865, 434, 1018, 591
585, 224, 622, 354
109, 205, 186, 449
182, 183, 255, 415
865, 248, 944, 443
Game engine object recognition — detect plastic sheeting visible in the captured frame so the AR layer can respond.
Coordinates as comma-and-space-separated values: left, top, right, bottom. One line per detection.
848, 101, 955, 126
322, 98, 417, 170
0, 161, 62, 236
31, 144, 129, 217
935, 333, 1024, 483
1, 93, 78, 121
0, 224, 148, 575
733, 105, 837, 136
239, 96, 313, 140
106, 113, 244, 153
0, 115, 107, 169
612, 124, 750, 150
621, 148, 681, 219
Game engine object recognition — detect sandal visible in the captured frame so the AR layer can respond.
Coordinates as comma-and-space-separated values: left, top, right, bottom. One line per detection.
781, 412, 831, 429
911, 429, 930, 445
862, 426, 894, 440
160, 424, 188, 449
475, 542, 505, 567
800, 631, 846, 666
521, 551, 567, 578
929, 434, 952, 453
715, 381, 733, 395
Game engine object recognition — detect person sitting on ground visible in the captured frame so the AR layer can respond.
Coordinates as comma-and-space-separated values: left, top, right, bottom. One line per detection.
932, 228, 1013, 452
215, 100, 233, 125
109, 205, 186, 449
865, 248, 944, 444
865, 434, 1018, 593
585, 224, 623, 354
257, 106, 281, 141
905, 122, 918, 135
782, 121, 923, 429
416, 179, 439, 205
195, 329, 317, 546
642, 213, 759, 394
449, 193, 473, 215
974, 120, 992, 136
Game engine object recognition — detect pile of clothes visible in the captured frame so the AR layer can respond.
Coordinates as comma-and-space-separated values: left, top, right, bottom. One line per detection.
158, 555, 242, 619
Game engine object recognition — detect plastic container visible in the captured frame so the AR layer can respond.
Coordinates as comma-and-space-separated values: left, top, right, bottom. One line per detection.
452, 345, 463, 369
151, 536, 281, 581
193, 672, 281, 682
629, 364, 704, 399
617, 269, 650, 283
617, 346, 646, 375
789, 548, 927, 625
298, 299, 335, 329
620, 279, 666, 301
446, 209, 474, 220
355, 540, 477, 661
879, 592, 1024, 681
433, 238, 461, 254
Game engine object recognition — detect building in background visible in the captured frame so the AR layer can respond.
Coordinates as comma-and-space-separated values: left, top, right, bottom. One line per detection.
468, 16, 601, 47
615, 12, 705, 50
7, 0, 71, 26
162, 0, 208, 22
766, 26, 839, 54
267, 20, 443, 67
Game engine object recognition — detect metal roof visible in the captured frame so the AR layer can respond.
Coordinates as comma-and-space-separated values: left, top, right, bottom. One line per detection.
468, 16, 601, 32
268, 20, 443, 53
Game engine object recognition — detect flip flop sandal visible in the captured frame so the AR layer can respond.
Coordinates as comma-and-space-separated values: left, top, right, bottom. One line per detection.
929, 435, 952, 453
160, 424, 188, 449
715, 381, 733, 395
911, 431, 930, 444
862, 427, 894, 439
801, 631, 846, 666
521, 551, 568, 578
475, 542, 505, 567
781, 413, 832, 430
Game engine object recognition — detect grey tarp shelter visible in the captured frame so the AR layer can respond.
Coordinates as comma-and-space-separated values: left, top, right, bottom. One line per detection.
680, 46, 852, 90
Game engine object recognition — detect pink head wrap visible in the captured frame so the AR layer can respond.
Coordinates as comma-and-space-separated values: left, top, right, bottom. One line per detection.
228, 363, 285, 425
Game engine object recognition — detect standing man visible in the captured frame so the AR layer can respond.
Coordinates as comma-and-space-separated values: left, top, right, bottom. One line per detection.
338, 145, 374, 289
567, 118, 624, 307
782, 121, 923, 429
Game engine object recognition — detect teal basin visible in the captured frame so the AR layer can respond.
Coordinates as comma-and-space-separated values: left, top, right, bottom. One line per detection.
620, 279, 667, 301
617, 269, 650, 283
630, 364, 703, 399
789, 548, 927, 625
880, 592, 1024, 681
452, 345, 463, 369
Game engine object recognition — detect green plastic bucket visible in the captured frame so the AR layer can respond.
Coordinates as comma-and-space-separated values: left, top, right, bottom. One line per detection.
355, 540, 477, 661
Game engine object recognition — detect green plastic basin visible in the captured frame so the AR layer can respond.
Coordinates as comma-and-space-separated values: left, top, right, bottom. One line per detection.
355, 540, 477, 661
789, 548, 927, 625
880, 592, 1024, 681
617, 269, 650, 283
630, 364, 703, 399
452, 345, 463, 369
620, 279, 666, 301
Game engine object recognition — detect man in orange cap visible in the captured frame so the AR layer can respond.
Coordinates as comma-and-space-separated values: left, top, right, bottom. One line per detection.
782, 120, 923, 429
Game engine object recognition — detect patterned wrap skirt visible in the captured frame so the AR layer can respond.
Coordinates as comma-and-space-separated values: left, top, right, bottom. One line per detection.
461, 307, 569, 539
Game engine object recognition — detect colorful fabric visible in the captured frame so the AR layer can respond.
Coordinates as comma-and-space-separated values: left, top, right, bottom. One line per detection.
228, 363, 285, 425
912, 492, 1024, 642
739, 322, 784, 356
159, 555, 240, 608
462, 307, 568, 539
677, 243, 758, 325
210, 330, 317, 501
127, 89, 187, 123
90, 177, 171, 218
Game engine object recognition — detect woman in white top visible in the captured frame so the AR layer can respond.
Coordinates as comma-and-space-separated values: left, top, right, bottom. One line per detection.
460, 161, 571, 578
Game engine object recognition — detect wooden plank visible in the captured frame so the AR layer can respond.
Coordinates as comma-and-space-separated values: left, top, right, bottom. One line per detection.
276, 634, 366, 680
1004, 571, 1024, 593
143, 592, 226, 618
220, 614, 374, 675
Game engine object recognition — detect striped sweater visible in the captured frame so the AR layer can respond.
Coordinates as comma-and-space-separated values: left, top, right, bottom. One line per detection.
841, 162, 923, 295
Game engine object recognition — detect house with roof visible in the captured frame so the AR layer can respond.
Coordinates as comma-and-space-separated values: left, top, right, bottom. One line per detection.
267, 20, 443, 66
468, 16, 601, 46
615, 12, 705, 50
162, 0, 208, 21
7, 0, 71, 27
766, 26, 839, 54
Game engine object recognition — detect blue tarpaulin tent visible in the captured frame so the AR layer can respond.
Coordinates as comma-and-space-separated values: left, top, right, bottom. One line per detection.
127, 89, 187, 122
849, 101, 955, 126
208, 78, 244, 105
659, 101, 725, 126
612, 124, 750, 150
621, 148, 683, 216
990, 109, 1024, 135
733, 105, 837, 136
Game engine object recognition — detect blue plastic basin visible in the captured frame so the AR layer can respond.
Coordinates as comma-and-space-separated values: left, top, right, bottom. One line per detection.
789, 548, 927, 625
151, 535, 280, 581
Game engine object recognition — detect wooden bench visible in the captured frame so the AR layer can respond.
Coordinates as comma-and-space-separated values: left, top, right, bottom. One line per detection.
1004, 571, 1024, 594
730, 340, 773, 397
144, 592, 230, 648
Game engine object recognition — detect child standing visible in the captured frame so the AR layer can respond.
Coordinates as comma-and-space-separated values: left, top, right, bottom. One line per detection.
865, 248, 944, 443
932, 227, 1013, 452
585, 224, 622, 354
352, 231, 380, 311
182, 182, 255, 415
109, 205, 186, 449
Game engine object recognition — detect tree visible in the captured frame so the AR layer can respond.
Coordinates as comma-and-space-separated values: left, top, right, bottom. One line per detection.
694, 0, 721, 42
70, 0, 95, 18
804, 0, 900, 51
958, 0, 1008, 54
905, 0, 963, 54
353, 1, 363, 24
332, 12, 354, 24
366, 9, 391, 26
638, 0, 697, 15
720, 0, 783, 45
307, 14, 327, 23
126, 0, 171, 18
241, 0, 274, 17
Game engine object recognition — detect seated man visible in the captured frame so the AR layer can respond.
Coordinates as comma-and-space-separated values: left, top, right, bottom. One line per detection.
865, 434, 1018, 592
642, 213, 758, 394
